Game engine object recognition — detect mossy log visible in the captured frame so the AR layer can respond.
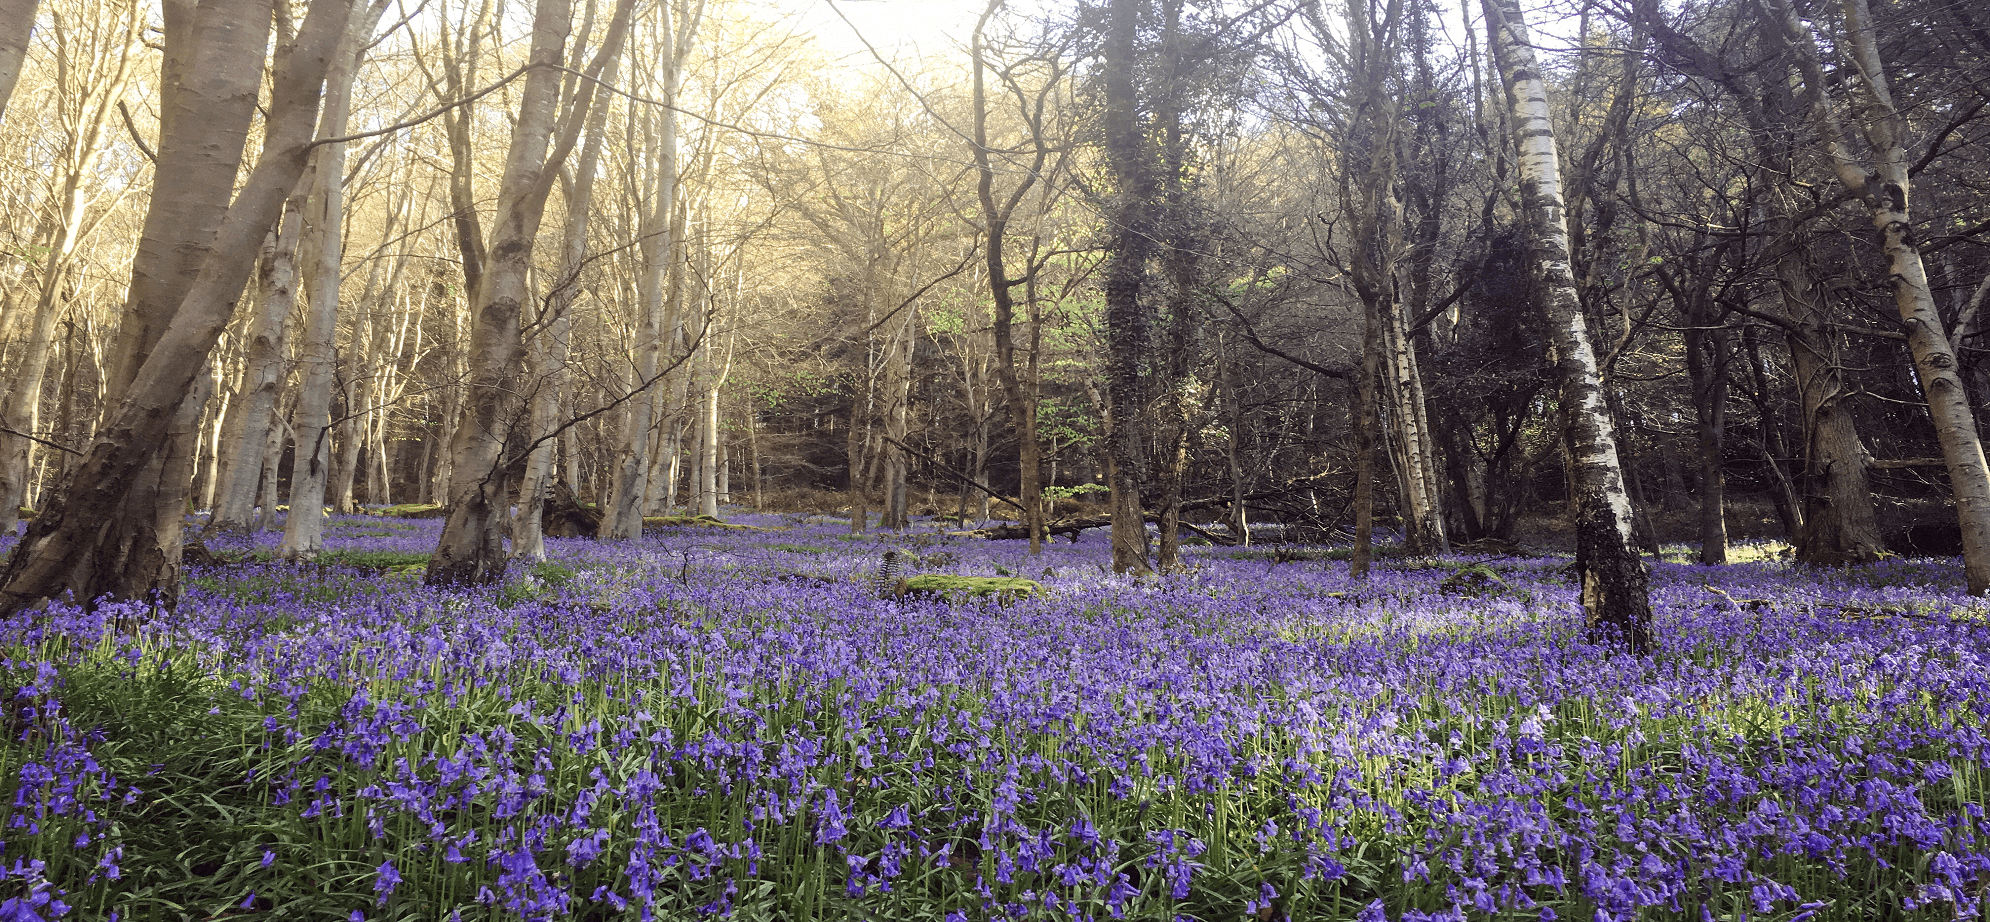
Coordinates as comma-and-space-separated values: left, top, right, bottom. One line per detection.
642, 514, 762, 532
376, 503, 448, 519
893, 575, 1042, 605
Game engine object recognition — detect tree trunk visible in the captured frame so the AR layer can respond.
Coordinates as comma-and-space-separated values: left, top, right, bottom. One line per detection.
880, 312, 911, 530
0, 0, 37, 125
699, 362, 723, 519
1484, 0, 1651, 652
280, 1, 380, 558
968, 2, 1054, 552
1762, 0, 1990, 593
0, 0, 355, 615
1678, 276, 1730, 565
427, 0, 632, 585
212, 206, 303, 531
253, 406, 287, 533
1100, 0, 1155, 575
1352, 303, 1382, 577
514, 51, 616, 559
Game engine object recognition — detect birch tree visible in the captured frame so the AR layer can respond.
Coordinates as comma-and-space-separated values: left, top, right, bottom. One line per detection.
1482, 0, 1652, 651
1757, 0, 1990, 594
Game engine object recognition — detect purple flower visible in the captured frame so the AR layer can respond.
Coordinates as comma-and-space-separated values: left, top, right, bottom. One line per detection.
373, 860, 401, 904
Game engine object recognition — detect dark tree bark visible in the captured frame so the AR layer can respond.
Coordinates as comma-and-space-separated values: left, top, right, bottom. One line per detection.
1099, 0, 1157, 575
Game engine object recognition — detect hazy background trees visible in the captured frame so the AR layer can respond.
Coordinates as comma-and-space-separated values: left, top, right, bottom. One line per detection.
0, 0, 1986, 617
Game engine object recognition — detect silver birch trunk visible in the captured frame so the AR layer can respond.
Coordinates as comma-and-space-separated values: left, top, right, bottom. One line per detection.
1483, 0, 1652, 651
1760, 0, 1990, 594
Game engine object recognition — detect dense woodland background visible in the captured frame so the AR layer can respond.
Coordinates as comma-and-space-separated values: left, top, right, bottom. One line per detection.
0, 0, 1985, 609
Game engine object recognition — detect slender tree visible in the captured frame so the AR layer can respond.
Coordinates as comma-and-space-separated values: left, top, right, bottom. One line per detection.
1482, 0, 1652, 651
1757, 0, 1990, 594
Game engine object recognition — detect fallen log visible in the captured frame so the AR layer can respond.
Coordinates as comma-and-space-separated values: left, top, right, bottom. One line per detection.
951, 514, 1236, 546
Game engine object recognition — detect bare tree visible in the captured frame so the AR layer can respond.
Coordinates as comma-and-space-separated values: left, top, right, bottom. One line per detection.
0, 0, 358, 614
0, 0, 141, 538
426, 0, 634, 585
1482, 0, 1651, 651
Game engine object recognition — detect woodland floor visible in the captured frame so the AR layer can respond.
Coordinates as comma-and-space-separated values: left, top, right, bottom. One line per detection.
1, 509, 1986, 921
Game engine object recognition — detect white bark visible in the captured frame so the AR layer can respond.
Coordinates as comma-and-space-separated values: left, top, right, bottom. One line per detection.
1483, 0, 1651, 651
1759, 0, 1990, 594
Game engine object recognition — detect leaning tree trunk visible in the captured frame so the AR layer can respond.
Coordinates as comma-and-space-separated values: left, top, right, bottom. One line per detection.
427, 0, 631, 585
0, 0, 37, 125
0, 0, 355, 615
1484, 0, 1652, 652
1762, 0, 1990, 594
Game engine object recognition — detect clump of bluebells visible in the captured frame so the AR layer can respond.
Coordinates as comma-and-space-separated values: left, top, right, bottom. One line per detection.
2, 514, 1988, 921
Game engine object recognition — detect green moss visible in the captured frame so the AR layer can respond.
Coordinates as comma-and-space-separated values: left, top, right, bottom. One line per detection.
768, 543, 829, 555
643, 515, 760, 531
1435, 562, 1531, 602
896, 575, 1043, 605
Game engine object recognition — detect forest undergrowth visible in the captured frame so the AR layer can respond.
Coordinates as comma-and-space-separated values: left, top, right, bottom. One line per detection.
2, 511, 1987, 921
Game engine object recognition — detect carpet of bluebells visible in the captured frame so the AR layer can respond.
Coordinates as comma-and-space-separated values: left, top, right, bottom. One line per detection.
3, 510, 1989, 921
